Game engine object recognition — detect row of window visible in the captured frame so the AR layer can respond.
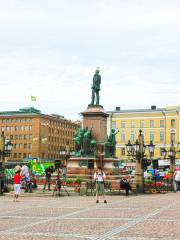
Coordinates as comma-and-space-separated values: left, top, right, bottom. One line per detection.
8, 134, 33, 140
49, 124, 77, 130
120, 147, 180, 156
13, 153, 32, 158
0, 118, 32, 123
13, 143, 32, 149
112, 119, 176, 129
119, 132, 175, 142
49, 130, 74, 137
0, 126, 32, 131
13, 152, 65, 160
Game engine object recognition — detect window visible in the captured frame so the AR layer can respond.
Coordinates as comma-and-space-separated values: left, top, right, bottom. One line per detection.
19, 126, 23, 131
130, 132, 135, 142
24, 126, 29, 131
121, 121, 126, 128
171, 132, 175, 142
14, 153, 17, 158
121, 148, 125, 156
171, 119, 175, 128
28, 153, 31, 158
28, 143, 32, 149
24, 134, 28, 140
150, 120, 154, 128
14, 144, 18, 149
24, 143, 27, 149
19, 143, 23, 149
160, 120, 164, 128
18, 153, 22, 158
160, 132, 164, 142
29, 126, 32, 131
150, 131, 154, 141
29, 134, 32, 140
121, 133, 126, 142
15, 135, 18, 140
23, 153, 27, 158
19, 134, 23, 140
140, 120, 144, 128
15, 126, 19, 131
112, 121, 116, 129
131, 121, 135, 128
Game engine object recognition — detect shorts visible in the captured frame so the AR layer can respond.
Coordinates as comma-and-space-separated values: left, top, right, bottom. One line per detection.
96, 181, 105, 195
14, 184, 21, 195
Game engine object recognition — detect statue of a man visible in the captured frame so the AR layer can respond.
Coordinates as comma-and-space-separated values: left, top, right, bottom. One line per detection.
91, 68, 101, 105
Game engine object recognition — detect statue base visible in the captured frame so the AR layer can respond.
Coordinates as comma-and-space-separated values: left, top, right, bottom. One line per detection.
67, 156, 121, 180
81, 105, 109, 143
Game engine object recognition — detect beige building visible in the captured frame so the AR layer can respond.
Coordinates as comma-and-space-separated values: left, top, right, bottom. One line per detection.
107, 105, 180, 160
0, 107, 80, 161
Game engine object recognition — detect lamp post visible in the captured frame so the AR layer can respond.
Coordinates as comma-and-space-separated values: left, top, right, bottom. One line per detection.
162, 141, 180, 190
0, 131, 13, 194
126, 129, 155, 193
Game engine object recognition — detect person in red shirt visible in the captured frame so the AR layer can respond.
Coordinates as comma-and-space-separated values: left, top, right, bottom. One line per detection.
13, 171, 22, 202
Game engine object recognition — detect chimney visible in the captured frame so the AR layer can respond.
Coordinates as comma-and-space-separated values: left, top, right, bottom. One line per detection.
151, 105, 156, 110
115, 107, 120, 111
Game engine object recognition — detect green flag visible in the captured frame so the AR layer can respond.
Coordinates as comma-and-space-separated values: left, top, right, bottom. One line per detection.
31, 96, 36, 101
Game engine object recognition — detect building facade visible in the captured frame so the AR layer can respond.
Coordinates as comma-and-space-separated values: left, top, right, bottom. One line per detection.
107, 105, 180, 160
0, 107, 80, 161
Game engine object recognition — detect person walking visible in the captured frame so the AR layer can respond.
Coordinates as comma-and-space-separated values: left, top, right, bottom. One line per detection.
43, 167, 52, 191
13, 170, 22, 202
174, 169, 180, 192
94, 167, 107, 203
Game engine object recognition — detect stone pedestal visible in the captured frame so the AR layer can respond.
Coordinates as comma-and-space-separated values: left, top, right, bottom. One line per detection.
68, 104, 120, 183
81, 105, 109, 143
67, 157, 121, 180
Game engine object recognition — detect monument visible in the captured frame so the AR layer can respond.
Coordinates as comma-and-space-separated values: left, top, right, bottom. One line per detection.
67, 69, 120, 178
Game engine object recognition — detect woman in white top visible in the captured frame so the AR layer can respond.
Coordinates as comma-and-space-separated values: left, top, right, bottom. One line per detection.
94, 167, 107, 203
174, 170, 180, 192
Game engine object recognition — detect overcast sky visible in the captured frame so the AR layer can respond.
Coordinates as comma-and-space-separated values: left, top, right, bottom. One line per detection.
0, 0, 180, 120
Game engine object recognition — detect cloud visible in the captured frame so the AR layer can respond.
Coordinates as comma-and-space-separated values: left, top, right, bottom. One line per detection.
0, 0, 180, 119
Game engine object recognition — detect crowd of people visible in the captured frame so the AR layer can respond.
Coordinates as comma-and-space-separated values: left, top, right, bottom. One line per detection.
12, 163, 180, 203
12, 164, 67, 201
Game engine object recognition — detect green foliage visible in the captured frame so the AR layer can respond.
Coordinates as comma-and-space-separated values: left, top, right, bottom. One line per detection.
112, 168, 120, 175
75, 177, 82, 184
66, 178, 73, 184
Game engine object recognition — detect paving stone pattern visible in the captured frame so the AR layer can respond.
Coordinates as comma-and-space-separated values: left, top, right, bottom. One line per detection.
0, 193, 180, 239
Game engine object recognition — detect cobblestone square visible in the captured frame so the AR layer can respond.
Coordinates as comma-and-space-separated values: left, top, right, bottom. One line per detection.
0, 193, 180, 240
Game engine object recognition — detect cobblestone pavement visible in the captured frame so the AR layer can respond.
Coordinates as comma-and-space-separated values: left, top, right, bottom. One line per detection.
0, 193, 180, 240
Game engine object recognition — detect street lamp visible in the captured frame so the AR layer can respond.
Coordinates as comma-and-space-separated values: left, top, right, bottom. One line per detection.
161, 141, 180, 190
125, 129, 155, 193
0, 131, 13, 194
147, 140, 155, 158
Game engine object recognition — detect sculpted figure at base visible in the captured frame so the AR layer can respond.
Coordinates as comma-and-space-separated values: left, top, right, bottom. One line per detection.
91, 68, 101, 105
105, 129, 119, 157
73, 127, 96, 156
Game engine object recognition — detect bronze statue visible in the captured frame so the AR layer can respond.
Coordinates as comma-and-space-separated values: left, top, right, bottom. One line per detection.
105, 129, 119, 157
73, 127, 96, 156
91, 68, 101, 105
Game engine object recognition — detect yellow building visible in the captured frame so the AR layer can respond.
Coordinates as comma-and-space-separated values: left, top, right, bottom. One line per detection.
107, 105, 180, 160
